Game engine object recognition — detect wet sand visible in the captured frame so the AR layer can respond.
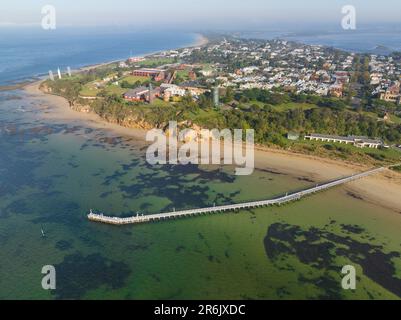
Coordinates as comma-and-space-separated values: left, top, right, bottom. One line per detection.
25, 81, 147, 140
24, 79, 401, 214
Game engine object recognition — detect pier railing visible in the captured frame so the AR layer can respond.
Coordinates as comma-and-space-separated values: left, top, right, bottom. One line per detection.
88, 167, 386, 226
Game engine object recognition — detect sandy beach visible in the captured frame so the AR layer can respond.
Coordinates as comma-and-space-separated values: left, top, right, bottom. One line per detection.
23, 79, 401, 214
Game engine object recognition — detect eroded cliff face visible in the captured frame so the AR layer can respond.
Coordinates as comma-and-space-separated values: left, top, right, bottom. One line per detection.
40, 83, 155, 129
70, 103, 91, 113
39, 83, 197, 132
72, 104, 158, 130
103, 115, 156, 130
39, 83, 52, 94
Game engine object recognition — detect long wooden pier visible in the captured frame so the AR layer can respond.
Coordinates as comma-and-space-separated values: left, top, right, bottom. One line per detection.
88, 167, 386, 226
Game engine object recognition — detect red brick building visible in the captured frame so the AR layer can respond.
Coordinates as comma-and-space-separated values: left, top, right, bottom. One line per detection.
132, 68, 163, 77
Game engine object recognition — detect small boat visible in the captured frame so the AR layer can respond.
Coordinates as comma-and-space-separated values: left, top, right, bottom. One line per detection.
41, 228, 46, 238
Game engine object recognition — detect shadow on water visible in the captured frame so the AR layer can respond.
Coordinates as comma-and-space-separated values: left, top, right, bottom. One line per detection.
52, 252, 131, 300
264, 223, 401, 299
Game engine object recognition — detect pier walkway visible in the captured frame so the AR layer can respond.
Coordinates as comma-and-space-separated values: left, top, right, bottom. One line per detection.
88, 167, 386, 226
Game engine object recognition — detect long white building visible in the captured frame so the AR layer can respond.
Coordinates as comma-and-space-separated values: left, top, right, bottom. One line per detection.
305, 133, 383, 149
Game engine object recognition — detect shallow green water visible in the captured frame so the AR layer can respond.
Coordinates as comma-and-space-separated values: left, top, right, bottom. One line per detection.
0, 90, 400, 300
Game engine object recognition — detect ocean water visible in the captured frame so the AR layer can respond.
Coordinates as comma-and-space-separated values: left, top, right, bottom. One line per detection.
242, 27, 401, 54
0, 88, 401, 299
0, 27, 198, 86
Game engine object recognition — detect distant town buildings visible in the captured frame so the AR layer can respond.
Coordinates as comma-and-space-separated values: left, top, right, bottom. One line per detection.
128, 57, 145, 63
116, 36, 401, 128
369, 55, 401, 105
179, 39, 357, 97
329, 84, 344, 98
379, 84, 401, 104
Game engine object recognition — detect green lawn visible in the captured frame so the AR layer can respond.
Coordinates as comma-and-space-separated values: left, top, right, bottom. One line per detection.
390, 115, 401, 124
247, 100, 317, 112
361, 111, 378, 118
80, 83, 127, 97
176, 70, 190, 80
80, 75, 147, 97
105, 85, 127, 96
185, 108, 223, 127
273, 102, 318, 112
137, 57, 175, 67
80, 85, 99, 97
121, 75, 149, 85
149, 99, 171, 107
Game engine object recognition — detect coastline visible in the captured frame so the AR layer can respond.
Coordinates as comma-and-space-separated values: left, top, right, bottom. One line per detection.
24, 78, 401, 214
1, 32, 209, 90
77, 33, 209, 73
20, 32, 210, 140
71, 33, 209, 72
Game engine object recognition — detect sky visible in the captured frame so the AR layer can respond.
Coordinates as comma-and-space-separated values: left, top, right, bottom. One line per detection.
1, 0, 400, 30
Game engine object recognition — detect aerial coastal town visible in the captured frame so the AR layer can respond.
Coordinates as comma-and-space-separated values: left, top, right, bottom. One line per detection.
43, 36, 401, 162
4, 0, 401, 303
113, 37, 401, 106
